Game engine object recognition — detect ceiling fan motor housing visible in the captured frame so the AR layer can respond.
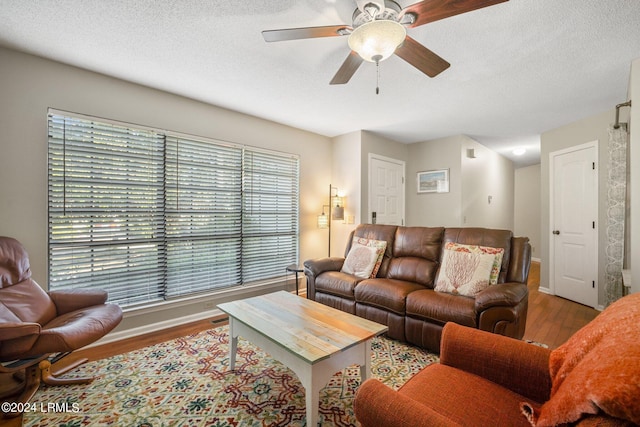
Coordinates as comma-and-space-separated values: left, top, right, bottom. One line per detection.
352, 0, 403, 28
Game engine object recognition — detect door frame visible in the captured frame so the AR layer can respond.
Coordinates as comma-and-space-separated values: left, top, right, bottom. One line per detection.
368, 153, 406, 226
548, 140, 598, 306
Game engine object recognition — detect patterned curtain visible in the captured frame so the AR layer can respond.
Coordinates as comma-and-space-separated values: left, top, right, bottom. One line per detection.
605, 125, 628, 306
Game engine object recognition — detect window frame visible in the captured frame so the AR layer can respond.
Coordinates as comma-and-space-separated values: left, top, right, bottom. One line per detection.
47, 109, 300, 308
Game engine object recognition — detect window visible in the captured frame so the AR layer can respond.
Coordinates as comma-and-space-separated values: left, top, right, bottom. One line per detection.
48, 111, 299, 307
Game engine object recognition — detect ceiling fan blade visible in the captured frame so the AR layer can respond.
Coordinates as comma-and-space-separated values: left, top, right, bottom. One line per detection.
400, 0, 508, 28
394, 36, 450, 77
330, 51, 364, 85
262, 25, 351, 42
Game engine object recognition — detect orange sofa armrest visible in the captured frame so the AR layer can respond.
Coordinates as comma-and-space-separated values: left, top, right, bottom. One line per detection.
440, 322, 551, 403
49, 288, 109, 314
354, 378, 461, 427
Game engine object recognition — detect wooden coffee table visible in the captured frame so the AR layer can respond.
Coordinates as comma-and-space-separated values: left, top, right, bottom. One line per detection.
217, 290, 388, 427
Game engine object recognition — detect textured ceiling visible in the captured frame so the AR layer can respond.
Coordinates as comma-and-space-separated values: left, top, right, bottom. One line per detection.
1, 0, 639, 168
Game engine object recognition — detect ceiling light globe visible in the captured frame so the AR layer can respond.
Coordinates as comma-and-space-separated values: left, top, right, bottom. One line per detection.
348, 20, 406, 63
512, 147, 526, 156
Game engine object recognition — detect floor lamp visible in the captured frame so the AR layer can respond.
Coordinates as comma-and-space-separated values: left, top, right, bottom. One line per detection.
317, 184, 345, 257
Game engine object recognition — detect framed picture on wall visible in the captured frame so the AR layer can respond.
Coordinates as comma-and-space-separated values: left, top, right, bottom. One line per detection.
417, 169, 449, 193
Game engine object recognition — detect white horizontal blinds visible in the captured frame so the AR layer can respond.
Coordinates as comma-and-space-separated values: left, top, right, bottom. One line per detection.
48, 113, 166, 306
48, 111, 300, 307
165, 136, 243, 297
242, 150, 299, 282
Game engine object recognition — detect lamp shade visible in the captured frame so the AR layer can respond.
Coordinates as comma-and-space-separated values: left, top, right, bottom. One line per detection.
348, 20, 406, 63
332, 206, 344, 221
331, 194, 345, 220
317, 213, 329, 229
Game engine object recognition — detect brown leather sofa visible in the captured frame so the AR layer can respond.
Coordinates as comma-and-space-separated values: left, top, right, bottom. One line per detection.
354, 292, 640, 426
304, 224, 531, 352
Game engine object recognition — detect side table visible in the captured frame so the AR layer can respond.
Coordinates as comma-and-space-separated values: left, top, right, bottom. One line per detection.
286, 263, 304, 295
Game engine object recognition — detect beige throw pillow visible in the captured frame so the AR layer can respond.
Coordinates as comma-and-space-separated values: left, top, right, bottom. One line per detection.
351, 237, 387, 278
435, 248, 496, 296
445, 242, 505, 285
341, 243, 383, 279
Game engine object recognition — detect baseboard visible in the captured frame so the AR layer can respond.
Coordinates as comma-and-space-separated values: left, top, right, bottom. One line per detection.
85, 308, 226, 348
538, 286, 552, 295
86, 288, 305, 349
532, 257, 541, 263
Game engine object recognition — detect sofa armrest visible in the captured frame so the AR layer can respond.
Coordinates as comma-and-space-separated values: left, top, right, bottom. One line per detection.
49, 288, 109, 314
303, 257, 345, 277
507, 236, 531, 283
475, 282, 528, 312
440, 322, 551, 403
0, 322, 41, 341
354, 378, 461, 427
303, 257, 345, 300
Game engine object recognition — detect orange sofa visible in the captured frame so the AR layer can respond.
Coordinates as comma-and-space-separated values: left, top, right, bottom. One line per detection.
354, 292, 640, 427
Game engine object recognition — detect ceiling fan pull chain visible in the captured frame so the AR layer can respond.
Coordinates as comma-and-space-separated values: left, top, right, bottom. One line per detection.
374, 54, 381, 95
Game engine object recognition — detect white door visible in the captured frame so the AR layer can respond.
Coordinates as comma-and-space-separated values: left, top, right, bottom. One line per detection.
550, 142, 598, 307
369, 155, 405, 225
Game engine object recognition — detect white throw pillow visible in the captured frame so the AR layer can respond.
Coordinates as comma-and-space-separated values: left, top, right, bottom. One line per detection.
341, 243, 383, 279
351, 237, 387, 278
435, 248, 496, 297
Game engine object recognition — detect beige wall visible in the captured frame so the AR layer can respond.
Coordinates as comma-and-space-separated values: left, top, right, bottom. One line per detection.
0, 47, 332, 332
515, 164, 541, 260
406, 134, 514, 229
461, 137, 514, 230
330, 131, 362, 257
629, 58, 639, 294
406, 135, 463, 226
540, 109, 616, 306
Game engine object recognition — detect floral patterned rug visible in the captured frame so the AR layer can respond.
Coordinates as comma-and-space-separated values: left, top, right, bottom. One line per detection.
23, 325, 438, 426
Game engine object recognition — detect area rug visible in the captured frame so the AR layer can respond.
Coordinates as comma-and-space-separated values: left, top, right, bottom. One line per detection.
23, 325, 439, 426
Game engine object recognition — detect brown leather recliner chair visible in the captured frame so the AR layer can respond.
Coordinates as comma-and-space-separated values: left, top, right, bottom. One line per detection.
0, 236, 123, 417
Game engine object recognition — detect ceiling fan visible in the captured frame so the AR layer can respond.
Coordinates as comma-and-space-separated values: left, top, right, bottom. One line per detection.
262, 0, 508, 85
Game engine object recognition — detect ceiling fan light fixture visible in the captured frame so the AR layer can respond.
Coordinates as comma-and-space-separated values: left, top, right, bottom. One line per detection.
348, 19, 406, 63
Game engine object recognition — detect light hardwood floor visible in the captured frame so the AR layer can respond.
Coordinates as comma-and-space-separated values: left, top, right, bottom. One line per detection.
0, 261, 599, 426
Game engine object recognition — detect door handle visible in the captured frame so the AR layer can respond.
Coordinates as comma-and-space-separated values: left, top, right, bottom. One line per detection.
552, 230, 560, 235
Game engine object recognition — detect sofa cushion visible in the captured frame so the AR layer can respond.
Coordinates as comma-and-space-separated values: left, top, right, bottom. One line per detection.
355, 278, 424, 315
435, 247, 496, 296
406, 289, 477, 327
393, 226, 444, 260
314, 271, 363, 299
400, 363, 539, 427
386, 227, 443, 286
